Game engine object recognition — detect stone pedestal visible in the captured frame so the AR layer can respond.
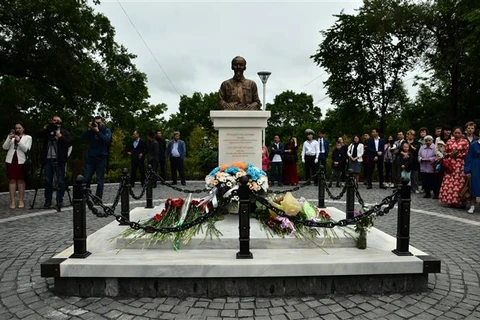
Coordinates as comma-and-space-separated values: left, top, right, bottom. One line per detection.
210, 111, 270, 168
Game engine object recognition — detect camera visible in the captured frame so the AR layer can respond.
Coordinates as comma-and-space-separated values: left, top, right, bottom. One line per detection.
91, 119, 97, 128
47, 123, 59, 137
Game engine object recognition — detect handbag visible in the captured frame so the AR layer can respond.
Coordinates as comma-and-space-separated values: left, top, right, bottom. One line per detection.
23, 149, 32, 177
442, 158, 454, 174
459, 176, 472, 203
434, 158, 442, 172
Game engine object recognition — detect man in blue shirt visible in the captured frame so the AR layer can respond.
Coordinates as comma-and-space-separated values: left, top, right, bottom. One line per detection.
165, 131, 186, 185
81, 116, 112, 199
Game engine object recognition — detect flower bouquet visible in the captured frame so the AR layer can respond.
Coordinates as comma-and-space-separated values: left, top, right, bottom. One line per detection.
119, 195, 222, 249
353, 209, 375, 249
254, 192, 338, 247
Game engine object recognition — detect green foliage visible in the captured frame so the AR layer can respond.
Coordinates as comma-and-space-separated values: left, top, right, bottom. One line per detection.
265, 90, 322, 143
312, 0, 424, 134
166, 92, 220, 140
0, 0, 154, 137
105, 128, 129, 182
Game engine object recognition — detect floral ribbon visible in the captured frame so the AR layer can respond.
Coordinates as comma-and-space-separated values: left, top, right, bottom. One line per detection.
174, 193, 192, 251
196, 187, 218, 213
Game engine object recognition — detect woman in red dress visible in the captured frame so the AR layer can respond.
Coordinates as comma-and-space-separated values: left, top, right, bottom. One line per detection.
3, 123, 32, 209
439, 127, 470, 207
283, 136, 299, 185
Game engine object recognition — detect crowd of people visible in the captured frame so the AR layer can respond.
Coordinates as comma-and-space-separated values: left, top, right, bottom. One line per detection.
262, 122, 480, 214
4, 116, 480, 214
3, 115, 186, 210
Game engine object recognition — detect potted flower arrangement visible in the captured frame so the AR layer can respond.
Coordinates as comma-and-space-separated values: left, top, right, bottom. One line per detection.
353, 209, 375, 249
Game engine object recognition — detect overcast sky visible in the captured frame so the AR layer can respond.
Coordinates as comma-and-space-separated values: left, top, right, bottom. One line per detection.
95, 0, 364, 118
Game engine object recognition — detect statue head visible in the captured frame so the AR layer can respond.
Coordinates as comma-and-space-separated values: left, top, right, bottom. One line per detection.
231, 56, 246, 79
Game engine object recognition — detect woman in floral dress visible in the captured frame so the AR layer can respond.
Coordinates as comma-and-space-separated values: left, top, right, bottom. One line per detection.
439, 127, 470, 207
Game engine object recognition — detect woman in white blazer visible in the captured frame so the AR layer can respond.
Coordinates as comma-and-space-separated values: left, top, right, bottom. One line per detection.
3, 123, 32, 209
347, 135, 364, 183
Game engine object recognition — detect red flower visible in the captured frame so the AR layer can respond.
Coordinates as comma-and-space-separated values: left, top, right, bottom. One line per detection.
318, 210, 331, 219
153, 213, 163, 222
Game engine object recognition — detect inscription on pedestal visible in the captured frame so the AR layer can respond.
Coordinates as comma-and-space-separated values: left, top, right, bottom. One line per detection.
225, 133, 258, 158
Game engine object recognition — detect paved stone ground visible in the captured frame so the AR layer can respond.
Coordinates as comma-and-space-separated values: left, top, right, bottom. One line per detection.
1, 180, 480, 319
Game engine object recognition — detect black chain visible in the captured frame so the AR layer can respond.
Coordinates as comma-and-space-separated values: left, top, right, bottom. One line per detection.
354, 181, 366, 207
151, 171, 209, 194
253, 188, 400, 228
128, 171, 150, 200
266, 171, 320, 194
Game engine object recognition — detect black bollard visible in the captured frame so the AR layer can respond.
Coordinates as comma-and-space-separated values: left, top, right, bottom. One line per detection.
145, 165, 154, 209
317, 165, 326, 208
346, 169, 355, 219
392, 178, 413, 256
70, 175, 91, 258
120, 168, 130, 225
236, 175, 253, 259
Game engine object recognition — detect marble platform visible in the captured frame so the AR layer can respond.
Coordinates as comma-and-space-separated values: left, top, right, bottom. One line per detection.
41, 206, 441, 297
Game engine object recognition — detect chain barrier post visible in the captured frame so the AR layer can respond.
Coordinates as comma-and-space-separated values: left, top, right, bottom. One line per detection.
237, 175, 253, 259
392, 177, 413, 256
120, 168, 130, 225
145, 165, 154, 209
346, 169, 355, 219
70, 175, 91, 258
317, 165, 326, 208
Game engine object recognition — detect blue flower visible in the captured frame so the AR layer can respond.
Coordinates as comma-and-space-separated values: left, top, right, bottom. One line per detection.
209, 167, 220, 177
225, 167, 239, 175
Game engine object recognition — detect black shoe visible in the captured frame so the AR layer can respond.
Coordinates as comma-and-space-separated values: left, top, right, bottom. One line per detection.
57, 202, 64, 208
423, 194, 431, 198
379, 184, 387, 189
181, 182, 186, 186
171, 182, 177, 185
43, 202, 52, 209
432, 195, 439, 199
336, 184, 341, 188
367, 185, 372, 189
314, 183, 318, 186
328, 184, 332, 188
278, 183, 283, 187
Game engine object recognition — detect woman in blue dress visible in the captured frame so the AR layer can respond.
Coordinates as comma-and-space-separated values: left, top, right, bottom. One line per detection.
464, 133, 480, 214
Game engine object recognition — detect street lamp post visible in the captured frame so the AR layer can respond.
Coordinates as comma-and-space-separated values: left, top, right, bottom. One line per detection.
257, 71, 271, 145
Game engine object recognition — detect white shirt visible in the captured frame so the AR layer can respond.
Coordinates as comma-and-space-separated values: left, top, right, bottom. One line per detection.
302, 140, 319, 159
272, 143, 282, 162
318, 138, 325, 153
374, 137, 380, 152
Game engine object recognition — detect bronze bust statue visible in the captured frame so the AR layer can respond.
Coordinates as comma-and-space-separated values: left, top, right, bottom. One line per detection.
219, 56, 262, 110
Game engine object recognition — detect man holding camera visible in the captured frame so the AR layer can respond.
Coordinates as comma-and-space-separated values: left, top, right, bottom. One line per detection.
37, 116, 71, 208
81, 116, 112, 199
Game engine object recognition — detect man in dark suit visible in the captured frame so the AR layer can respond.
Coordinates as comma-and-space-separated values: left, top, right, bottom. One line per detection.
155, 130, 167, 181
146, 132, 159, 187
269, 135, 285, 186
316, 130, 329, 185
128, 130, 147, 187
367, 128, 386, 189
165, 131, 186, 185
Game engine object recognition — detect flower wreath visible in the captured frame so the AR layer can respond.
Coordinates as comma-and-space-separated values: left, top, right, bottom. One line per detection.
205, 162, 269, 201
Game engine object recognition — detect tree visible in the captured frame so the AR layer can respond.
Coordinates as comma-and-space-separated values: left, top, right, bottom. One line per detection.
416, 0, 480, 125
0, 0, 151, 133
265, 90, 322, 143
311, 0, 424, 134
165, 92, 220, 139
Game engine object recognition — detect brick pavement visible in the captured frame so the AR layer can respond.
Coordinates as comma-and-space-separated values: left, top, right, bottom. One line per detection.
1, 181, 480, 319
